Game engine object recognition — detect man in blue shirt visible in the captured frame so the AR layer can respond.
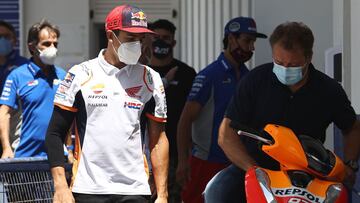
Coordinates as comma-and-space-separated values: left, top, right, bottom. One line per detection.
176, 17, 267, 203
0, 20, 65, 158
0, 20, 29, 156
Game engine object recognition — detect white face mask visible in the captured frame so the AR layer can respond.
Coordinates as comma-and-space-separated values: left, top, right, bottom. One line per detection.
38, 47, 57, 65
112, 32, 141, 65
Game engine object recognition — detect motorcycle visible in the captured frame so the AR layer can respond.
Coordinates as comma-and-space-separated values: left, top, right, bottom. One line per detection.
231, 122, 348, 203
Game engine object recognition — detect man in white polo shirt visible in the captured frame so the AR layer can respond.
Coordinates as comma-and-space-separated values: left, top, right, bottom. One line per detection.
45, 4, 169, 203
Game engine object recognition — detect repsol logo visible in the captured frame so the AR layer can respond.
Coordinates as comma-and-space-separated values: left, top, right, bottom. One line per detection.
88, 95, 108, 99
273, 188, 323, 203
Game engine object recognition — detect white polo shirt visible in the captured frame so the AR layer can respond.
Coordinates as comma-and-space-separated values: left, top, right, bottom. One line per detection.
54, 49, 167, 195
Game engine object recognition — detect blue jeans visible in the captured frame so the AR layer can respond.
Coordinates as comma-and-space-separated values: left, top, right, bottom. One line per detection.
204, 164, 246, 203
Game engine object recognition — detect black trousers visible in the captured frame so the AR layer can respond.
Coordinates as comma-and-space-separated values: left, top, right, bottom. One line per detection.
73, 193, 150, 203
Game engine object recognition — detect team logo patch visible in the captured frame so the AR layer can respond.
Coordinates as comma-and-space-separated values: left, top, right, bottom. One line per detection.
125, 85, 142, 98
58, 85, 68, 94
159, 85, 165, 94
131, 11, 147, 27
27, 80, 39, 86
91, 84, 105, 94
53, 79, 61, 85
124, 101, 142, 110
146, 71, 153, 85
62, 72, 75, 87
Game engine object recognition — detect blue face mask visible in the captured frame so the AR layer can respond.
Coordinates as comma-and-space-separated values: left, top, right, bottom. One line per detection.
0, 37, 13, 56
272, 62, 303, 85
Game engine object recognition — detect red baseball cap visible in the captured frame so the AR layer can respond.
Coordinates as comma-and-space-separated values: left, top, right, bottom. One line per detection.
105, 5, 154, 34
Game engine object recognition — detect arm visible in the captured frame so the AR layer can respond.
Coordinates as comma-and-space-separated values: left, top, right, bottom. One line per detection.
342, 120, 360, 188
45, 106, 75, 203
0, 105, 14, 158
175, 101, 202, 186
218, 118, 257, 171
147, 119, 169, 201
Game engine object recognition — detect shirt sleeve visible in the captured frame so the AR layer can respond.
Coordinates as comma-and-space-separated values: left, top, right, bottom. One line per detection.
144, 68, 167, 122
332, 83, 356, 131
0, 72, 19, 109
187, 71, 212, 106
54, 65, 89, 112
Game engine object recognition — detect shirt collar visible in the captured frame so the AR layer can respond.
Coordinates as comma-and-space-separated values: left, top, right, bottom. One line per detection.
218, 52, 249, 75
98, 49, 134, 77
27, 60, 41, 77
27, 59, 57, 77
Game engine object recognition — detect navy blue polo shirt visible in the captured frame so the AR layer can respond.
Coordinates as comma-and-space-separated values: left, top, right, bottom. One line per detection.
226, 62, 356, 169
0, 51, 29, 93
0, 60, 66, 157
188, 52, 249, 163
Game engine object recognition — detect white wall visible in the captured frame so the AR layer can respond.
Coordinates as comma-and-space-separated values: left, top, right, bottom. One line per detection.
179, 0, 245, 72
253, 0, 333, 73
22, 0, 90, 70
350, 0, 360, 113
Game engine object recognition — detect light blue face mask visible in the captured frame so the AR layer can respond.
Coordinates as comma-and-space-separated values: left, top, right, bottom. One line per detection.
0, 37, 13, 55
272, 62, 303, 85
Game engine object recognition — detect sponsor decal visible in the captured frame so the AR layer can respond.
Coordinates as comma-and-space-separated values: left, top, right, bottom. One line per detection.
88, 103, 108, 107
27, 80, 39, 86
131, 11, 147, 26
272, 187, 323, 203
58, 85, 69, 94
0, 96, 9, 101
62, 72, 75, 87
229, 22, 241, 32
3, 87, 11, 92
222, 78, 232, 83
53, 79, 61, 85
192, 83, 203, 88
159, 85, 165, 94
125, 85, 142, 98
55, 92, 66, 100
88, 95, 108, 99
124, 101, 142, 110
146, 71, 153, 85
4, 80, 13, 87
91, 84, 105, 94
1, 91, 10, 96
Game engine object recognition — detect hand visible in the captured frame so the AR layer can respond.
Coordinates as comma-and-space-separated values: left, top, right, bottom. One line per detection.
67, 150, 74, 164
1, 147, 14, 159
154, 196, 168, 203
343, 165, 357, 189
176, 159, 191, 188
53, 186, 75, 203
164, 66, 178, 83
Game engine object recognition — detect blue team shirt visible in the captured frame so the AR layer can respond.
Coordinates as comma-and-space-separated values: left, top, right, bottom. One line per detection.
0, 60, 65, 157
187, 52, 249, 163
0, 51, 29, 93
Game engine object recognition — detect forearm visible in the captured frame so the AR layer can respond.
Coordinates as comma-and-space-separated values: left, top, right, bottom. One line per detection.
176, 118, 192, 163
51, 166, 69, 190
218, 118, 256, 171
150, 131, 169, 198
0, 107, 11, 150
343, 120, 360, 161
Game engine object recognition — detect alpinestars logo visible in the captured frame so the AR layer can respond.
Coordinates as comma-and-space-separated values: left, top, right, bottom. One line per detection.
125, 85, 142, 98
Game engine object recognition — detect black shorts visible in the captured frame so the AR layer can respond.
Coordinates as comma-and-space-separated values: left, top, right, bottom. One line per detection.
73, 193, 151, 203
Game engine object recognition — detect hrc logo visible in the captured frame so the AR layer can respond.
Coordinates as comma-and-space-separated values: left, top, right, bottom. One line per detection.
124, 101, 142, 110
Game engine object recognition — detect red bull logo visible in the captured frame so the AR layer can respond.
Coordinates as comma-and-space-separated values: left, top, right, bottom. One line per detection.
131, 11, 147, 21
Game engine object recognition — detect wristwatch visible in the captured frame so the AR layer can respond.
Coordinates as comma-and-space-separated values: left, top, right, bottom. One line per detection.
345, 160, 359, 172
